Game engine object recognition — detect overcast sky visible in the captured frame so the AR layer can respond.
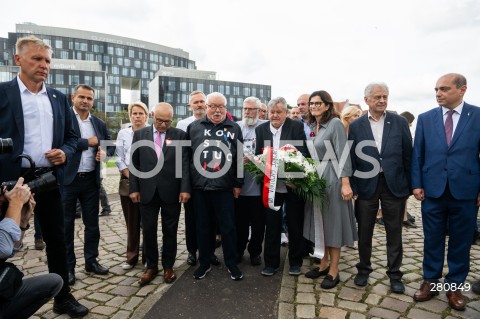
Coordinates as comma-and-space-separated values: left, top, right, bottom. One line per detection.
2, 0, 480, 120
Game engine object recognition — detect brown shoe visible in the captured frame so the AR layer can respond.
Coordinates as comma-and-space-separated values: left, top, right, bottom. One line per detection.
446, 290, 466, 311
139, 268, 158, 286
414, 281, 439, 301
164, 268, 177, 284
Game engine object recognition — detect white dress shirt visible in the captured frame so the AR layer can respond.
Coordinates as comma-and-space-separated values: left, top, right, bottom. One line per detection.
17, 77, 54, 168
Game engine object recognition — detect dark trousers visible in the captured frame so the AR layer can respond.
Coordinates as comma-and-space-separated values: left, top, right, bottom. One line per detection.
140, 192, 180, 269
120, 194, 142, 265
355, 174, 406, 280
184, 199, 197, 254
194, 189, 237, 268
422, 186, 478, 284
63, 172, 100, 270
235, 195, 266, 258
34, 188, 71, 301
264, 190, 305, 268
0, 273, 63, 319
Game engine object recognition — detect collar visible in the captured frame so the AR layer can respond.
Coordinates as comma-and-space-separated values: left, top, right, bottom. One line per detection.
367, 110, 386, 122
442, 102, 464, 116
17, 76, 47, 95
269, 122, 285, 134
73, 107, 91, 120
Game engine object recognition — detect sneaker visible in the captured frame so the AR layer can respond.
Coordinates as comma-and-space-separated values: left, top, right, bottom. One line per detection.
289, 265, 301, 276
121, 262, 134, 270
281, 232, 289, 246
193, 265, 211, 279
34, 238, 45, 250
261, 267, 279, 276
228, 265, 244, 281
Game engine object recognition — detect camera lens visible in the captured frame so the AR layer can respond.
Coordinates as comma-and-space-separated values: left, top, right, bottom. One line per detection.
0, 138, 13, 154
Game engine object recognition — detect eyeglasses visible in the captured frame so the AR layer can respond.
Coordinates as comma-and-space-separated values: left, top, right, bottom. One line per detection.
243, 107, 258, 112
308, 102, 324, 107
155, 119, 172, 125
207, 104, 226, 110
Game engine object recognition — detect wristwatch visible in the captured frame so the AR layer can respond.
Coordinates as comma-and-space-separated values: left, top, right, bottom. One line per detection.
20, 223, 30, 231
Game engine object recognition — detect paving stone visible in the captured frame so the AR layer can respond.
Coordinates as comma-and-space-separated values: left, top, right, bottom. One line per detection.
318, 306, 347, 319
337, 300, 368, 312
406, 308, 442, 319
278, 302, 294, 319
319, 292, 336, 306
90, 305, 118, 316
109, 285, 139, 297
415, 298, 449, 313
349, 313, 367, 319
105, 296, 128, 307
120, 296, 143, 311
296, 292, 316, 304
297, 283, 314, 293
137, 284, 157, 297
368, 306, 400, 319
380, 297, 410, 313
338, 286, 364, 302
279, 287, 295, 302
87, 292, 115, 302
365, 293, 382, 305
296, 304, 316, 318
110, 310, 132, 319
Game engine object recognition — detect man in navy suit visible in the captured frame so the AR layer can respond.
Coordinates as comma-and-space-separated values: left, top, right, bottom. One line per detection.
412, 73, 480, 311
0, 35, 88, 317
349, 82, 412, 294
130, 102, 191, 285
62, 84, 111, 285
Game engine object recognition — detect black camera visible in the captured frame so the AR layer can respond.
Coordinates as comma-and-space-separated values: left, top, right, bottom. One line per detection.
0, 138, 13, 154
1, 171, 57, 196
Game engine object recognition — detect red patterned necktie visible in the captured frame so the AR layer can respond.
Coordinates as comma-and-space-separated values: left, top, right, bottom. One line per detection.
445, 110, 454, 146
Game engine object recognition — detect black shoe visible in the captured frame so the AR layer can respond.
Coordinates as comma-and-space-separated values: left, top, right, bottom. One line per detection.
250, 255, 262, 266
193, 264, 211, 279
228, 265, 244, 281
211, 255, 221, 266
375, 217, 384, 226
390, 279, 405, 294
68, 271, 76, 285
85, 261, 109, 275
100, 209, 111, 216
305, 266, 330, 279
53, 294, 89, 317
321, 274, 340, 289
407, 212, 415, 223
354, 273, 369, 287
403, 219, 417, 228
187, 252, 197, 266
215, 239, 222, 248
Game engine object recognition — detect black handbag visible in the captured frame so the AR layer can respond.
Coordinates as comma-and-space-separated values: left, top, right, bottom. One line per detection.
0, 262, 23, 301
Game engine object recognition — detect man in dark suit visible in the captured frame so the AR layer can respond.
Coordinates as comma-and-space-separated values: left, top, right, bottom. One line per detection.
255, 97, 309, 277
349, 82, 412, 294
412, 73, 480, 311
130, 102, 191, 285
63, 84, 111, 285
0, 35, 88, 317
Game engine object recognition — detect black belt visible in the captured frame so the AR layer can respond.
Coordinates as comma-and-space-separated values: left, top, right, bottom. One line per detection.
77, 171, 95, 178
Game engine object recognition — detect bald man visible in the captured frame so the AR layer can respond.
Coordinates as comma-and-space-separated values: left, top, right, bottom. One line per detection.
130, 102, 191, 286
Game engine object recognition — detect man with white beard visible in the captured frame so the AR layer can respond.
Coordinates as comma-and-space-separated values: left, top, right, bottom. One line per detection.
235, 97, 267, 265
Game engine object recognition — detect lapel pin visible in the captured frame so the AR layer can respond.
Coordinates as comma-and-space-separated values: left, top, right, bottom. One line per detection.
53, 94, 56, 98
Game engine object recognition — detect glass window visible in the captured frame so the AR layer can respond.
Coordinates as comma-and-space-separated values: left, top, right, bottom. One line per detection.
181, 94, 188, 104
76, 52, 82, 60
164, 93, 173, 102
197, 83, 204, 92
104, 56, 110, 64
69, 74, 80, 85
55, 74, 64, 85
225, 85, 230, 95
243, 87, 250, 96
60, 51, 69, 59
209, 84, 214, 93
165, 56, 170, 65
84, 75, 91, 85
115, 47, 124, 56
124, 59, 131, 67
107, 46, 114, 55
55, 40, 62, 49
168, 80, 176, 91
143, 61, 148, 69
130, 69, 136, 77
180, 82, 187, 91
188, 82, 193, 92
122, 68, 129, 76
252, 88, 256, 97
42, 38, 52, 47
134, 60, 141, 68
234, 86, 240, 95
229, 97, 235, 107
259, 89, 264, 96
85, 53, 94, 61
117, 57, 123, 66
237, 98, 243, 106
176, 105, 186, 116
129, 49, 135, 58
111, 66, 119, 75
95, 76, 104, 86
96, 54, 102, 62
142, 71, 149, 78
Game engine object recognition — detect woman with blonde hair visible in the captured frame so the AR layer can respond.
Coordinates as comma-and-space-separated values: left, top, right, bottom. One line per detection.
115, 101, 149, 269
340, 105, 362, 135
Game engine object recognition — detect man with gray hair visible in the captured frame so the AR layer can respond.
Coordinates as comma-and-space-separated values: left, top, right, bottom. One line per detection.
235, 97, 266, 265
187, 92, 244, 281
349, 82, 412, 294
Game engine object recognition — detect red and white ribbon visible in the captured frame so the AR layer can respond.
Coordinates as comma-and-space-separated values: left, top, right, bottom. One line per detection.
262, 146, 281, 211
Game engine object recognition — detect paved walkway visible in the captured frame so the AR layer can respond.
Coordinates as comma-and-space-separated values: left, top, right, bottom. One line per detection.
10, 169, 480, 319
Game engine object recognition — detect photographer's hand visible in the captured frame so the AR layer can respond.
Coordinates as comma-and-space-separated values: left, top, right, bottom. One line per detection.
20, 195, 36, 230
4, 177, 31, 225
